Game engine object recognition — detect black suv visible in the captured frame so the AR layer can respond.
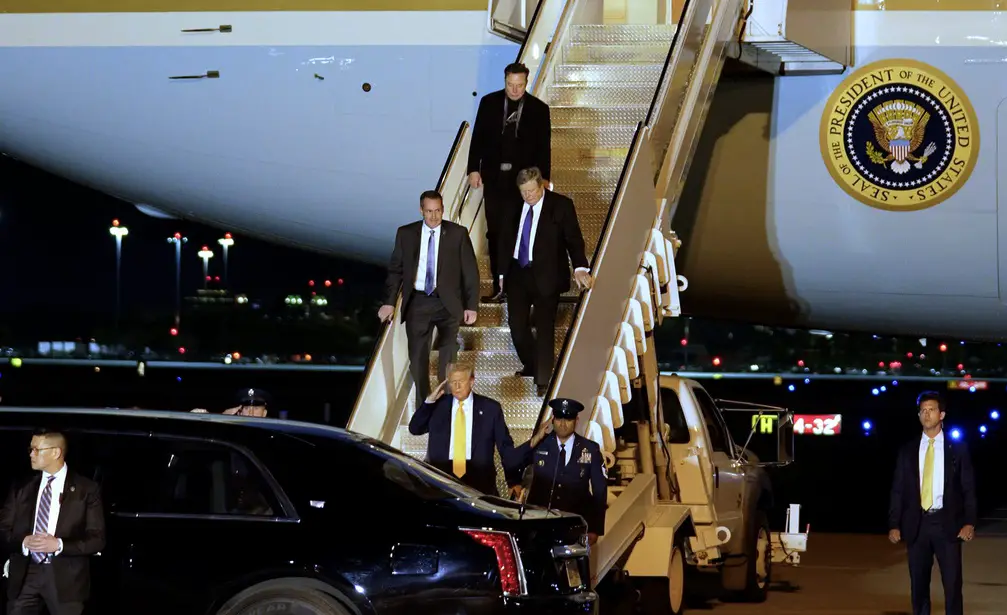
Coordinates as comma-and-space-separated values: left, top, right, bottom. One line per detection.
0, 408, 598, 615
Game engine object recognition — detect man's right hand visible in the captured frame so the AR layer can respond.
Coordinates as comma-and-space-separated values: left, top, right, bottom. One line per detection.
888, 529, 901, 544
377, 305, 395, 323
425, 379, 448, 404
468, 172, 482, 189
530, 421, 553, 448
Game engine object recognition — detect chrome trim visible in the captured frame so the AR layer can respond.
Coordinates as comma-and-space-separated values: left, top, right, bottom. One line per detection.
551, 544, 589, 558
459, 527, 528, 597
110, 512, 300, 523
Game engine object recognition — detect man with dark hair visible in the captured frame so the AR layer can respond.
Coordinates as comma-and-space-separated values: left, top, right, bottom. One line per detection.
498, 167, 592, 396
467, 62, 552, 302
889, 391, 976, 615
0, 429, 105, 615
378, 190, 480, 405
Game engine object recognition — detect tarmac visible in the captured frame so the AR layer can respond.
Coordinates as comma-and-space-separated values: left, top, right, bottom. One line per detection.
689, 521, 1007, 614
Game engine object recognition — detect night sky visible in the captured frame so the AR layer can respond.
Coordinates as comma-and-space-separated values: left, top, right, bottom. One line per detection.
0, 155, 386, 321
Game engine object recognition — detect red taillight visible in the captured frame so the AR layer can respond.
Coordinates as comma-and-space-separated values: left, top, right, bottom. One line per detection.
462, 529, 523, 595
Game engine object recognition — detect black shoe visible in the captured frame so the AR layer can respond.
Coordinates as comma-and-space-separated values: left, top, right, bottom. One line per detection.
536, 384, 548, 397
482, 290, 506, 303
515, 367, 534, 377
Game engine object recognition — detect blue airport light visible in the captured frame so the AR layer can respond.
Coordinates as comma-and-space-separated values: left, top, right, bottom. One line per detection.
949, 428, 962, 440
969, 386, 977, 393
880, 385, 887, 392
862, 420, 872, 430
871, 388, 880, 396
892, 380, 898, 386
979, 425, 987, 434
788, 384, 795, 392
991, 410, 1000, 420
804, 378, 810, 384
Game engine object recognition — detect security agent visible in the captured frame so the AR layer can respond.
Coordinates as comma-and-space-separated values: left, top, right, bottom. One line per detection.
191, 388, 270, 416
516, 398, 607, 544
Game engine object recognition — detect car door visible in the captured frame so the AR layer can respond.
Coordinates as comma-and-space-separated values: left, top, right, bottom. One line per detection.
689, 386, 746, 542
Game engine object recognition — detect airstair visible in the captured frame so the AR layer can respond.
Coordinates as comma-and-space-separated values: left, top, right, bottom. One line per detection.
349, 0, 848, 587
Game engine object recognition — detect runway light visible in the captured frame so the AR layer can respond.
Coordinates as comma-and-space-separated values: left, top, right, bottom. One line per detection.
309, 280, 315, 287
880, 386, 887, 392
170, 328, 178, 336
957, 363, 964, 370
178, 347, 186, 354
893, 380, 899, 386
939, 343, 947, 352
862, 420, 872, 430
324, 279, 332, 287
680, 338, 687, 346
804, 378, 810, 384
712, 357, 721, 367
878, 361, 885, 368
871, 388, 880, 396
787, 384, 795, 392
797, 359, 805, 367
979, 425, 987, 434
949, 428, 962, 441
991, 410, 1000, 420
337, 278, 344, 285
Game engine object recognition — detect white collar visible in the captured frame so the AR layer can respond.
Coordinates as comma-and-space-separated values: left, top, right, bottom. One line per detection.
525, 193, 545, 209
43, 463, 68, 481
452, 393, 474, 408
921, 430, 944, 444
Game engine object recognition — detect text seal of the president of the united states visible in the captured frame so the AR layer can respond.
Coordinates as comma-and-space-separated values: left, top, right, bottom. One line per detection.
820, 59, 978, 211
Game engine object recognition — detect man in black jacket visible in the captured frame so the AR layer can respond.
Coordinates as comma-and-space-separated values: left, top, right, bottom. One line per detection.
1, 429, 106, 615
378, 190, 479, 405
467, 62, 551, 302
498, 167, 592, 396
888, 391, 977, 615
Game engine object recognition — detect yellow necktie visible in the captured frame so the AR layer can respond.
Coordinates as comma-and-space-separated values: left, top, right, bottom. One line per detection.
921, 438, 935, 510
452, 400, 466, 478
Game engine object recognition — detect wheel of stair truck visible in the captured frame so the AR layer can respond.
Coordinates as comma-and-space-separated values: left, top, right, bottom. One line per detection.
635, 543, 686, 615
720, 510, 771, 603
215, 580, 352, 615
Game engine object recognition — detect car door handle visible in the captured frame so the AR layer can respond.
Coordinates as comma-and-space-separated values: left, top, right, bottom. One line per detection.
714, 467, 719, 488
181, 25, 232, 33
169, 71, 220, 80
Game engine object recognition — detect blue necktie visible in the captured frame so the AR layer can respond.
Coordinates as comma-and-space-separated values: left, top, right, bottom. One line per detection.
424, 229, 436, 295
518, 206, 534, 268
32, 475, 56, 563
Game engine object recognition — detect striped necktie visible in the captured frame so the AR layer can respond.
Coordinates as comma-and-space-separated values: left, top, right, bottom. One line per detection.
32, 475, 56, 563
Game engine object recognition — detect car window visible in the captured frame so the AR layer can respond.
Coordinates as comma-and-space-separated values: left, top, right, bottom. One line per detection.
345, 438, 485, 501
658, 388, 691, 444
692, 388, 731, 454
74, 433, 279, 517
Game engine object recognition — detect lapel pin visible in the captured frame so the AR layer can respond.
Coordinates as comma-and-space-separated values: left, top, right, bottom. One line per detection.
70, 485, 76, 492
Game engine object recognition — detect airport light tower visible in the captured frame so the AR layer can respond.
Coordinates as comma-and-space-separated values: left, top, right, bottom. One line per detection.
218, 232, 234, 287
166, 233, 188, 327
109, 219, 128, 330
198, 245, 214, 289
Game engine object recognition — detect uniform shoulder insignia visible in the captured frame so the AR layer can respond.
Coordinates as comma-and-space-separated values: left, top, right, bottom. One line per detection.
820, 59, 978, 211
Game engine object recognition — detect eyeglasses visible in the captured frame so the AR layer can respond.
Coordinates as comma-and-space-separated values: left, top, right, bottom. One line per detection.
29, 446, 57, 455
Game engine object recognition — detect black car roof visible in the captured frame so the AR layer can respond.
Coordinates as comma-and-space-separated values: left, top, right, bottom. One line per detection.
0, 406, 362, 446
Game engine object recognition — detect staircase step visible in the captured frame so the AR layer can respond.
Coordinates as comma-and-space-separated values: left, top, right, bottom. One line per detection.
553, 126, 640, 149
554, 63, 665, 84
432, 348, 568, 377
548, 83, 659, 107
568, 191, 617, 210
459, 326, 567, 353
553, 146, 629, 170
479, 278, 584, 300
570, 24, 678, 44
478, 301, 577, 328
563, 42, 672, 64
552, 105, 651, 128
553, 166, 625, 188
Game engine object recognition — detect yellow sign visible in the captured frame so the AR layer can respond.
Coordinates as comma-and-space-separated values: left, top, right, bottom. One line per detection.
820, 60, 978, 211
751, 414, 778, 434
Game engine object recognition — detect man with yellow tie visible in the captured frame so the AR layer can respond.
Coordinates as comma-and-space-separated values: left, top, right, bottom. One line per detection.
888, 391, 977, 615
407, 364, 524, 496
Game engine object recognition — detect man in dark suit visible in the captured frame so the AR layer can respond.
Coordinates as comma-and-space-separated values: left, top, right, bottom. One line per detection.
516, 398, 607, 544
378, 190, 479, 405
0, 429, 106, 615
408, 364, 523, 496
467, 62, 551, 302
889, 391, 976, 615
498, 167, 593, 396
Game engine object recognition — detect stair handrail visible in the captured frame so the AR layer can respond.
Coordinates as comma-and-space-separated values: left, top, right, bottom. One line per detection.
527, 0, 582, 99
346, 121, 470, 438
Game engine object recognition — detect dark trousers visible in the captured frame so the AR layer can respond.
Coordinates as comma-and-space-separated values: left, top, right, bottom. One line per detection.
483, 171, 520, 294
406, 292, 460, 406
907, 509, 963, 615
7, 563, 84, 615
505, 260, 559, 386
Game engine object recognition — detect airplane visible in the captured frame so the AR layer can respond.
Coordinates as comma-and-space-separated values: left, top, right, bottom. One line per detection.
1, 0, 1005, 341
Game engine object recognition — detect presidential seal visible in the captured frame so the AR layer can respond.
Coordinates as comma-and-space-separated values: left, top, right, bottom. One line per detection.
820, 59, 978, 211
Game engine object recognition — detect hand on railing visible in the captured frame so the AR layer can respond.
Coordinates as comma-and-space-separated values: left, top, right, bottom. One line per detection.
468, 172, 483, 190
377, 304, 395, 323
574, 269, 594, 290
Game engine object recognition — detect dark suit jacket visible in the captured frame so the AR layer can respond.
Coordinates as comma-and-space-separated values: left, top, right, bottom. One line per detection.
467, 90, 551, 183
516, 434, 607, 535
0, 469, 106, 603
382, 219, 478, 323
888, 434, 977, 543
498, 190, 590, 296
408, 393, 522, 495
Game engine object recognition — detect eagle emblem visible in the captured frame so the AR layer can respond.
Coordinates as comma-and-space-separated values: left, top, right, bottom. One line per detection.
865, 99, 937, 175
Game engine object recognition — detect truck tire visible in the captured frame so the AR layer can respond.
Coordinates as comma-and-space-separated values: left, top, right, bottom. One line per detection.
215, 582, 352, 615
635, 544, 686, 615
721, 510, 771, 603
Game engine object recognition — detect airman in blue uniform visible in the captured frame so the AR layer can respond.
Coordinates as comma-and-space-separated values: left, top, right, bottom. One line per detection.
519, 398, 608, 543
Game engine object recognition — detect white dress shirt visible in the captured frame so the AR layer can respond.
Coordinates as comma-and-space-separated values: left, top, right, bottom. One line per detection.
919, 430, 945, 510
413, 223, 441, 292
22, 463, 67, 557
507, 194, 589, 274
448, 393, 475, 461
556, 434, 575, 465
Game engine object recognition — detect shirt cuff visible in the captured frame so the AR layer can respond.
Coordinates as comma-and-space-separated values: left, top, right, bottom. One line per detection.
55, 538, 63, 556
21, 544, 28, 556
574, 267, 590, 274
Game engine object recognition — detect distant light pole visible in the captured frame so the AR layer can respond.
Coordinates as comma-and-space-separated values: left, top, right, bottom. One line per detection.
109, 219, 129, 330
166, 233, 187, 327
218, 233, 234, 288
197, 246, 214, 289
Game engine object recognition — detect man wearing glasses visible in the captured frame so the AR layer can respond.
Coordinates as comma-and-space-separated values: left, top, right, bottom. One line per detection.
888, 391, 977, 615
0, 429, 105, 615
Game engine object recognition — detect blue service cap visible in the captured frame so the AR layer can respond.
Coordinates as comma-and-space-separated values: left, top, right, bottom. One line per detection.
548, 397, 585, 420
237, 388, 270, 406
